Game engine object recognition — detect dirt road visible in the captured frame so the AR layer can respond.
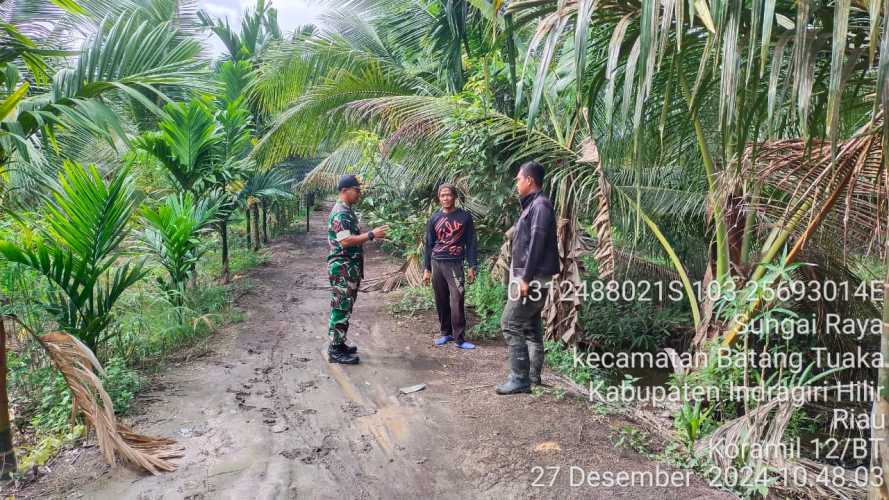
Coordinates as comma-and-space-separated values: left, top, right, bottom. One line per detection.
13, 203, 736, 499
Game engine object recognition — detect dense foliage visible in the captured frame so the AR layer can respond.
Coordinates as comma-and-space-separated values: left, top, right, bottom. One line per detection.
1, 0, 888, 496
0, 0, 303, 477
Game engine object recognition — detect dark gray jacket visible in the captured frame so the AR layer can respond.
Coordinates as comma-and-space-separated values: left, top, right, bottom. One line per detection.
510, 191, 559, 282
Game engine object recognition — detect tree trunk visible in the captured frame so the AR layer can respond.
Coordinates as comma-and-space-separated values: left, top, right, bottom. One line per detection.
0, 315, 17, 479
245, 207, 252, 249
261, 202, 269, 244
251, 203, 261, 251
220, 220, 230, 284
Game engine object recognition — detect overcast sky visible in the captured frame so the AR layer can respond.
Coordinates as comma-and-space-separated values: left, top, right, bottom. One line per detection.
198, 0, 325, 55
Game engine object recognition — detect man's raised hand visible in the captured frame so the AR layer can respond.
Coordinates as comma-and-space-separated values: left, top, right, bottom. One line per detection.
372, 225, 389, 240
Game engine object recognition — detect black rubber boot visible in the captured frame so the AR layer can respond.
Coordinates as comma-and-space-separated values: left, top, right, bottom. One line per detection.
328, 343, 359, 364
529, 342, 544, 385
495, 345, 531, 395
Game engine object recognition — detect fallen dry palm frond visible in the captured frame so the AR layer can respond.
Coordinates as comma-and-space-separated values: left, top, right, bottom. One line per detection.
698, 389, 863, 499
37, 332, 183, 474
739, 114, 885, 254
360, 249, 424, 292
720, 115, 885, 347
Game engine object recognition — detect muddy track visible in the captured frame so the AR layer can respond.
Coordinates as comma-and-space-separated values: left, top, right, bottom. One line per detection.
10, 203, 737, 500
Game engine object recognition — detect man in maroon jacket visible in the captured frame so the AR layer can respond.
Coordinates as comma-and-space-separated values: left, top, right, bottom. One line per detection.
422, 184, 479, 349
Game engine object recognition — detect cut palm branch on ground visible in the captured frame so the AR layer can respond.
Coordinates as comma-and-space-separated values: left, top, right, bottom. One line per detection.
37, 332, 183, 474
360, 252, 425, 292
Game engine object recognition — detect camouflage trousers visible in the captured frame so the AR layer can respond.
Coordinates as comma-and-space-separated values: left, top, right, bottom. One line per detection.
328, 260, 361, 345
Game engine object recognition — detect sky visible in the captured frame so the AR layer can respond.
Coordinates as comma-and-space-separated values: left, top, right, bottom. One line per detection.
197, 0, 325, 55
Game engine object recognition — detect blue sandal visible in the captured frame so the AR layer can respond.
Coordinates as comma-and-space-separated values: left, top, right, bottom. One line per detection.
434, 335, 453, 346
455, 341, 476, 349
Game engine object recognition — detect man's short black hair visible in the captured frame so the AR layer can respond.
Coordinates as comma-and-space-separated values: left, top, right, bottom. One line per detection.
518, 160, 545, 187
437, 183, 457, 196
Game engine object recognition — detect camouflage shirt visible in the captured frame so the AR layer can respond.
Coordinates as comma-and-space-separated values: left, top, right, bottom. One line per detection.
327, 201, 364, 270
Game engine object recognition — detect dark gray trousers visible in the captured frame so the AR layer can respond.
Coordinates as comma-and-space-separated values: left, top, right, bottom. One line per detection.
501, 280, 548, 380
431, 259, 466, 343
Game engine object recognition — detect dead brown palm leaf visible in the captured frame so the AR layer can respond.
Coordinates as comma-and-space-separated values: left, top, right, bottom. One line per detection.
491, 227, 514, 285
37, 332, 183, 475
543, 179, 586, 343
359, 245, 424, 292
722, 114, 885, 346
698, 388, 863, 499
579, 138, 616, 281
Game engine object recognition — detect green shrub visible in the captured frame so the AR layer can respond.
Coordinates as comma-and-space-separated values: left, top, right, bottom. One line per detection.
581, 297, 687, 353
674, 400, 715, 449
390, 286, 435, 316
543, 340, 608, 386
465, 268, 505, 340
101, 357, 142, 414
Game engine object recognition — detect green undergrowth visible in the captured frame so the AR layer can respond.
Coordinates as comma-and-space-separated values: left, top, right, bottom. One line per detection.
390, 267, 506, 342
5, 230, 271, 473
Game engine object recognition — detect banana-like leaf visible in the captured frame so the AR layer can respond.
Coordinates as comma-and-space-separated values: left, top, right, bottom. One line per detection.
718, 0, 740, 130
526, 5, 570, 129
619, 36, 641, 125
573, 0, 597, 102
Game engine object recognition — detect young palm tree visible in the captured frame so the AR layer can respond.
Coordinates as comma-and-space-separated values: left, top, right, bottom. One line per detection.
139, 193, 221, 323
216, 71, 255, 281
0, 14, 209, 212
136, 99, 224, 193
137, 95, 254, 280
197, 0, 282, 63
0, 162, 145, 353
0, 0, 208, 476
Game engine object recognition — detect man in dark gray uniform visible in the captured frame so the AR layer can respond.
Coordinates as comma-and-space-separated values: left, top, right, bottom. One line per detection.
496, 161, 560, 395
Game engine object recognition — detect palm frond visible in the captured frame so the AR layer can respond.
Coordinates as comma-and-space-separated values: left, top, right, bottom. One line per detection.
38, 331, 182, 474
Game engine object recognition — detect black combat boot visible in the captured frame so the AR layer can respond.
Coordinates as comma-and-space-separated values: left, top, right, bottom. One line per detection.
529, 342, 544, 385
328, 343, 359, 364
343, 344, 358, 354
495, 345, 531, 395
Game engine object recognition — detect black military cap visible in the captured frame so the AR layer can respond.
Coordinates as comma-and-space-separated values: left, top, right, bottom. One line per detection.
336, 174, 361, 191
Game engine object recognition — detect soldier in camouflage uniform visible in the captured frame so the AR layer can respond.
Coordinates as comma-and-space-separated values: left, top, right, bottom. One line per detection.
326, 175, 388, 364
